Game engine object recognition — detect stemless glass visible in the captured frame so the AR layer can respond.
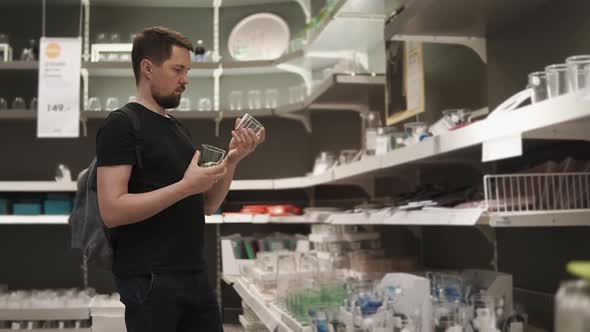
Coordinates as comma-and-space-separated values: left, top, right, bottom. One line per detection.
199, 144, 226, 167
546, 64, 571, 98
229, 91, 243, 111
566, 55, 590, 91
527, 71, 548, 103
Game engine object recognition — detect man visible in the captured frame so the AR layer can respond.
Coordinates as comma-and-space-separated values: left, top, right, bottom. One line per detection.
96, 26, 265, 332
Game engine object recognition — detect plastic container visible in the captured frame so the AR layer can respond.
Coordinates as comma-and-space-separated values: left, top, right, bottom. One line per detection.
13, 202, 42, 215
43, 199, 72, 215
0, 198, 7, 214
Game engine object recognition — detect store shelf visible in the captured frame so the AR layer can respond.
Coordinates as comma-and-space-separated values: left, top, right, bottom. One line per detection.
0, 61, 38, 70
384, 0, 550, 40
0, 216, 69, 225
88, 0, 297, 8
229, 179, 274, 190
484, 210, 590, 227
0, 181, 77, 192
84, 61, 216, 78
273, 172, 334, 190
233, 278, 290, 332
308, 232, 380, 242
276, 74, 385, 114
0, 307, 89, 321
0, 110, 36, 120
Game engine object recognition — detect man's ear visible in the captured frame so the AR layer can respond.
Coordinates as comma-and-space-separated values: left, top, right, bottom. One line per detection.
140, 59, 152, 80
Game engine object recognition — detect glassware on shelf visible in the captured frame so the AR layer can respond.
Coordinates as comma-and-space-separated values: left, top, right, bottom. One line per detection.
312, 151, 336, 175
0, 97, 7, 110
29, 97, 37, 110
87, 97, 102, 111
105, 97, 120, 111
0, 33, 8, 43
248, 90, 261, 110
199, 144, 226, 167
11, 97, 25, 110
555, 279, 590, 332
229, 91, 243, 111
361, 111, 382, 155
288, 85, 304, 104
566, 55, 590, 92
106, 53, 120, 62
264, 89, 278, 109
404, 121, 429, 146
527, 71, 548, 103
236, 113, 264, 135
546, 63, 571, 98
109, 32, 121, 43
193, 40, 208, 62
128, 96, 137, 103
128, 33, 138, 43
95, 33, 108, 44
178, 97, 191, 111
338, 149, 359, 165
20, 48, 34, 61
198, 97, 212, 111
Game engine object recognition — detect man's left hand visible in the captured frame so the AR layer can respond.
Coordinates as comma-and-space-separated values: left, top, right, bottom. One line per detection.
226, 118, 266, 166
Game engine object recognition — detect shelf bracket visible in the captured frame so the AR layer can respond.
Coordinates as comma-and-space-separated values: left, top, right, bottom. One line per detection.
406, 225, 423, 241
294, 0, 312, 23
273, 110, 312, 133
82, 0, 90, 62
276, 63, 313, 96
214, 111, 223, 137
335, 175, 375, 198
80, 68, 89, 112
212, 0, 222, 62
476, 225, 498, 271
391, 34, 487, 63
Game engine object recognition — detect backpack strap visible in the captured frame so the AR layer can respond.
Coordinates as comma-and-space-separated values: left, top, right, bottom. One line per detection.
168, 114, 195, 149
119, 106, 144, 168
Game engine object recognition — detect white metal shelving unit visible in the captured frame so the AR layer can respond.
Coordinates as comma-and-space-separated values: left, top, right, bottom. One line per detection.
0, 215, 70, 225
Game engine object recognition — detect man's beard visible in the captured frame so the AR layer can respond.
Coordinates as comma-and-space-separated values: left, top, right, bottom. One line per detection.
153, 92, 181, 109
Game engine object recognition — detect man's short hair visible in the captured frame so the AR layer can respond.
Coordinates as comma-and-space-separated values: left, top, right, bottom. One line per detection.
131, 26, 193, 85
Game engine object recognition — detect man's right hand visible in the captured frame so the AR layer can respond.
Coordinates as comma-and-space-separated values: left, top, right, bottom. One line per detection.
181, 151, 228, 196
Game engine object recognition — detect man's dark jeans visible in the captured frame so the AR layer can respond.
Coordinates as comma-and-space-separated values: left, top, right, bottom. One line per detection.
114, 270, 224, 332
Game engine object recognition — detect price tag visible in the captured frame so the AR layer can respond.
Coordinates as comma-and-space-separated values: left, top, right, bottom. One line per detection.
482, 134, 522, 162
37, 37, 82, 138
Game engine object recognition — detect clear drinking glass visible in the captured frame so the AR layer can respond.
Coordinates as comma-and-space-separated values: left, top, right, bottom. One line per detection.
105, 97, 120, 111
29, 97, 37, 110
229, 91, 243, 111
87, 97, 102, 111
109, 32, 121, 43
566, 55, 590, 92
11, 97, 25, 109
0, 97, 7, 110
95, 33, 107, 44
198, 97, 212, 111
199, 144, 226, 167
527, 71, 548, 103
178, 97, 191, 111
289, 86, 303, 104
265, 89, 278, 109
128, 96, 137, 103
248, 90, 261, 110
546, 64, 571, 98
236, 113, 264, 135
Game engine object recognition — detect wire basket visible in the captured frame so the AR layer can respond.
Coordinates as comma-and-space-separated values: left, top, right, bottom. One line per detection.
484, 172, 590, 213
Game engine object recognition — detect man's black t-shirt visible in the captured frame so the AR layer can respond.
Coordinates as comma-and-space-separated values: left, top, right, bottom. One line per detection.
96, 102, 206, 275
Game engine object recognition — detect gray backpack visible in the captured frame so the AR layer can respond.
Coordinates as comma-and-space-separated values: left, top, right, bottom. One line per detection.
70, 106, 143, 270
